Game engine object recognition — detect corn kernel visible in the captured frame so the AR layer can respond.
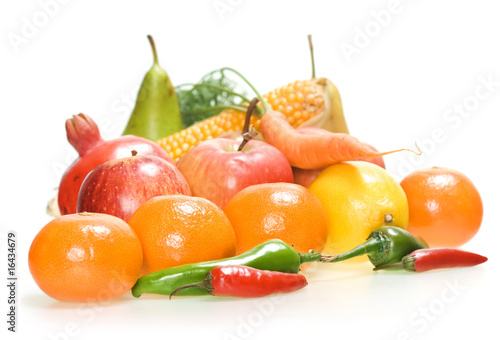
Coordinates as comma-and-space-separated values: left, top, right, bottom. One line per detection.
305, 93, 316, 104
285, 85, 295, 94
293, 80, 304, 90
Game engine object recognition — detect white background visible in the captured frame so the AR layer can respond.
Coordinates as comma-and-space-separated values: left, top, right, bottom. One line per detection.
1, 0, 499, 339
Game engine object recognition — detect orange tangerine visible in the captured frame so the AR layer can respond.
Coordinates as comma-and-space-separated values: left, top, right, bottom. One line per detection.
28, 212, 143, 302
401, 166, 483, 247
224, 183, 328, 258
128, 195, 236, 275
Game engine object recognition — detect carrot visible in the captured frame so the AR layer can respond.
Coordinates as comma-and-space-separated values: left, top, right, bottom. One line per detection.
260, 110, 418, 169
211, 69, 417, 170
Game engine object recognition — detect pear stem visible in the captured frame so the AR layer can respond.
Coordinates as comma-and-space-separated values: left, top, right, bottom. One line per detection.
147, 35, 159, 65
308, 34, 316, 78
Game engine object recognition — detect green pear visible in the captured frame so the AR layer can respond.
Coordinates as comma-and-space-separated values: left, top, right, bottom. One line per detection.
123, 35, 183, 140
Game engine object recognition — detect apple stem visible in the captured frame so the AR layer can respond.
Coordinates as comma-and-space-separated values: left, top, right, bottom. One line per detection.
131, 150, 138, 156
237, 126, 258, 152
237, 98, 260, 151
242, 98, 259, 135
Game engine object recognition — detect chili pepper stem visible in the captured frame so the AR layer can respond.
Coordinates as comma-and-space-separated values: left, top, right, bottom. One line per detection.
169, 273, 214, 299
373, 263, 405, 271
300, 250, 322, 265
319, 237, 382, 263
168, 283, 202, 299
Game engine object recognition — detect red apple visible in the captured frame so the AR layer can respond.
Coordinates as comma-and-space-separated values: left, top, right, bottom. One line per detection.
77, 154, 191, 221
292, 127, 386, 187
292, 167, 325, 188
177, 138, 294, 209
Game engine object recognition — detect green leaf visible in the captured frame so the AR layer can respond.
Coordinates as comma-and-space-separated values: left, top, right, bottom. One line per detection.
176, 69, 250, 127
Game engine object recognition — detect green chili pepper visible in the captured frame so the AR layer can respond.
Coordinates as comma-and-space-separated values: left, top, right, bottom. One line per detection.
131, 239, 321, 298
320, 225, 429, 267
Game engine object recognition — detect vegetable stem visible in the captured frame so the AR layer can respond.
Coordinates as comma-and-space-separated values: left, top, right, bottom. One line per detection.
319, 237, 382, 263
147, 35, 159, 65
220, 67, 270, 113
237, 127, 258, 152
373, 263, 405, 271
308, 34, 316, 79
237, 98, 260, 151
242, 98, 259, 134
169, 278, 213, 299
300, 250, 322, 264
176, 83, 252, 103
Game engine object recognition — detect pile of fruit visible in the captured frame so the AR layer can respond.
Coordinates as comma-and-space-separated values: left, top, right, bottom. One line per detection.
30, 36, 486, 302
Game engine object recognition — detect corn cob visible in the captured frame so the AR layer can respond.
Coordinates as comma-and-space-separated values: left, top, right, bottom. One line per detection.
156, 78, 347, 162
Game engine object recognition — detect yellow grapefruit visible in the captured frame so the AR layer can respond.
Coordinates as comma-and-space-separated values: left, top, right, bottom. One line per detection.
308, 161, 409, 261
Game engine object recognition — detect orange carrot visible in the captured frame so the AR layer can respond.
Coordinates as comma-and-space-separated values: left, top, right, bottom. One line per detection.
260, 111, 417, 169
206, 69, 417, 170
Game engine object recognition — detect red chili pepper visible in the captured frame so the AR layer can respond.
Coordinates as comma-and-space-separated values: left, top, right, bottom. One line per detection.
374, 248, 488, 272
169, 265, 308, 299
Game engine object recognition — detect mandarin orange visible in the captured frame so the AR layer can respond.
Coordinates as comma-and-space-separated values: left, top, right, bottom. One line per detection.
127, 195, 236, 276
224, 183, 328, 258
28, 212, 143, 302
400, 166, 483, 247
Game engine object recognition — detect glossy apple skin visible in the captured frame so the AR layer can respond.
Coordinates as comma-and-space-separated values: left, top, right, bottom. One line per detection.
177, 138, 294, 209
292, 127, 386, 187
77, 155, 191, 221
58, 134, 175, 216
